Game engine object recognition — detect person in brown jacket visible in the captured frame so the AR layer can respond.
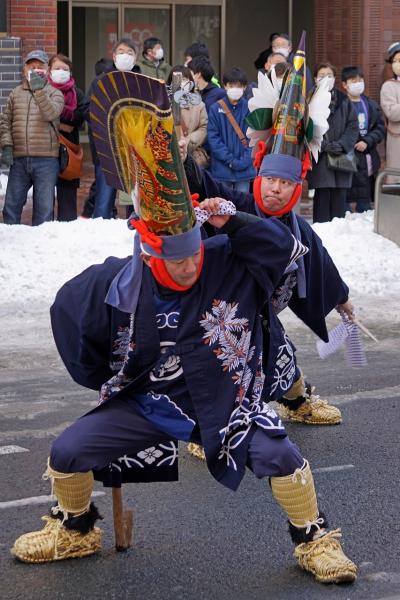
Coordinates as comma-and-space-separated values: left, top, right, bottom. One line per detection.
0, 50, 64, 225
166, 65, 208, 166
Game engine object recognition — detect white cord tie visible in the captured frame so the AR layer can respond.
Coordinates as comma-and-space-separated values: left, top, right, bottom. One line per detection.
291, 461, 308, 485
305, 516, 325, 535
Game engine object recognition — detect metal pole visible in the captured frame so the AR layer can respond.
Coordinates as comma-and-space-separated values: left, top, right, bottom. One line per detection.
373, 168, 400, 234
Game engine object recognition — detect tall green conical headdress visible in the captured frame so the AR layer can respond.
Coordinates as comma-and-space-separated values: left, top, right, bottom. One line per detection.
246, 31, 331, 182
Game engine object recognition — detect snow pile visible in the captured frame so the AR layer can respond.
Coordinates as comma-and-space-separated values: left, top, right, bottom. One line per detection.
313, 210, 400, 298
0, 211, 399, 323
0, 218, 132, 317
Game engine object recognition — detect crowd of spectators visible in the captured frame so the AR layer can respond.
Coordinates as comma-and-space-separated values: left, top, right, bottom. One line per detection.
0, 33, 399, 225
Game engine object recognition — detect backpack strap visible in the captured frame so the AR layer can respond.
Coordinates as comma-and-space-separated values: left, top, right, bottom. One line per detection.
217, 99, 248, 147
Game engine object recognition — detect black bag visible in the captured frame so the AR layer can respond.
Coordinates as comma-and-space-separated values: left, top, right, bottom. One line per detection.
58, 141, 69, 172
327, 151, 358, 173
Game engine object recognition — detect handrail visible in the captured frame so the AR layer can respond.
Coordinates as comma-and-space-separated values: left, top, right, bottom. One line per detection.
374, 168, 400, 234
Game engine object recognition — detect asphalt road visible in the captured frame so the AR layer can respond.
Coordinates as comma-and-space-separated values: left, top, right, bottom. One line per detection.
0, 315, 399, 600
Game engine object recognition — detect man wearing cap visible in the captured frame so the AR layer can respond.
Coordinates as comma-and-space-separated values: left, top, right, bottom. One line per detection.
0, 50, 64, 225
11, 70, 356, 585
186, 33, 354, 427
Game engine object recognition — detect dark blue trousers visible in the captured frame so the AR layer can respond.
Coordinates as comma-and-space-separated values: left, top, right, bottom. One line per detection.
50, 394, 303, 481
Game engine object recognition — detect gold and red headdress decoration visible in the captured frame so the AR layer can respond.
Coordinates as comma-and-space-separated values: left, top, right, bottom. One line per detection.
89, 71, 200, 258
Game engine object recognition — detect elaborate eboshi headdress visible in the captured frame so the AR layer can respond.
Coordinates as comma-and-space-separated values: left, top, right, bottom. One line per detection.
89, 71, 200, 257
246, 31, 331, 215
89, 72, 202, 311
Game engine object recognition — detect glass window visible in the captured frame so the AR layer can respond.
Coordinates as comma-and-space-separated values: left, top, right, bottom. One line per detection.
72, 6, 118, 93
123, 7, 171, 62
175, 5, 221, 74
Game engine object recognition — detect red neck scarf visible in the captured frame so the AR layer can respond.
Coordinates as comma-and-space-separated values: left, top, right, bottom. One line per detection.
253, 176, 302, 217
48, 75, 77, 122
149, 243, 204, 291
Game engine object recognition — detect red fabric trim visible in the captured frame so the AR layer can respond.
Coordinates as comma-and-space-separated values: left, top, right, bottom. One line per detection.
150, 242, 204, 291
253, 140, 267, 170
130, 219, 163, 254
191, 193, 200, 207
253, 150, 311, 216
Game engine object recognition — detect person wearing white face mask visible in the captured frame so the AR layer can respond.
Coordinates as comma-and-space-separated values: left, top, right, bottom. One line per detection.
380, 42, 400, 183
83, 39, 141, 220
207, 67, 256, 193
138, 37, 171, 81
47, 53, 86, 222
307, 62, 359, 223
112, 39, 139, 73
267, 34, 313, 92
342, 66, 385, 213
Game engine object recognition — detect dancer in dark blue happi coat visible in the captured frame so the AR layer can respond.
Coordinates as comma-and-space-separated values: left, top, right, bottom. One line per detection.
49, 209, 305, 492
12, 65, 357, 586
184, 52, 354, 426
191, 164, 352, 426
187, 162, 352, 425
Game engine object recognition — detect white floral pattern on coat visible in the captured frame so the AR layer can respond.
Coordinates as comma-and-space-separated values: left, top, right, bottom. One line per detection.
200, 300, 285, 471
110, 441, 179, 471
270, 332, 296, 395
200, 299, 255, 403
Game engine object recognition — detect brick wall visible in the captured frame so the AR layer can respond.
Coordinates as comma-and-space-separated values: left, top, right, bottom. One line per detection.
9, 0, 57, 57
315, 0, 400, 102
0, 37, 22, 113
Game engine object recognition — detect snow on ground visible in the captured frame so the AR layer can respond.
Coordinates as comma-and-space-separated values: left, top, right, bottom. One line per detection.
0, 211, 399, 345
0, 218, 132, 318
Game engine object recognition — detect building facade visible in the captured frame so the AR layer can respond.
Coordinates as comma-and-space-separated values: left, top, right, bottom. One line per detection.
0, 0, 400, 111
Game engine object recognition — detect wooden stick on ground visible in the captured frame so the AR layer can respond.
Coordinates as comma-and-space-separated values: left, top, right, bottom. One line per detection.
112, 487, 134, 552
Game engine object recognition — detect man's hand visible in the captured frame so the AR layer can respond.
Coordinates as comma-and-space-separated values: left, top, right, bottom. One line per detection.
337, 299, 355, 321
178, 137, 188, 162
29, 70, 47, 91
355, 140, 367, 152
199, 197, 231, 228
0, 145, 13, 167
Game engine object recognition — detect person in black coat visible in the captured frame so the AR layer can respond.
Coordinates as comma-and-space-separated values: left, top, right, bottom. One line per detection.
341, 66, 385, 212
255, 34, 313, 92
48, 54, 86, 221
189, 56, 225, 113
307, 63, 359, 223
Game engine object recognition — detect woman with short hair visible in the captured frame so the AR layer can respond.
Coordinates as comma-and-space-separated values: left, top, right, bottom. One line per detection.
48, 54, 85, 221
307, 62, 359, 223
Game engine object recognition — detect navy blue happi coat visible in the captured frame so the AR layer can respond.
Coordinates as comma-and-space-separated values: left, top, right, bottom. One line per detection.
51, 215, 302, 491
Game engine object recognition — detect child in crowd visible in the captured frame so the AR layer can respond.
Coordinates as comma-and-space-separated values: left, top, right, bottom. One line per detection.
207, 67, 256, 193
341, 66, 385, 212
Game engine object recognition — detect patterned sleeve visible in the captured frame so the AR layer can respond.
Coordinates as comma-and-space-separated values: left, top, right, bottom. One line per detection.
287, 234, 309, 269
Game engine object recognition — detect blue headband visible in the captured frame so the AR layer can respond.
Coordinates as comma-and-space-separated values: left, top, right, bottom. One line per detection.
105, 223, 201, 314
141, 223, 201, 259
259, 153, 303, 183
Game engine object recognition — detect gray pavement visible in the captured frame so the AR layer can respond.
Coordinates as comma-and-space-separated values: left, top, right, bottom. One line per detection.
0, 317, 399, 600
